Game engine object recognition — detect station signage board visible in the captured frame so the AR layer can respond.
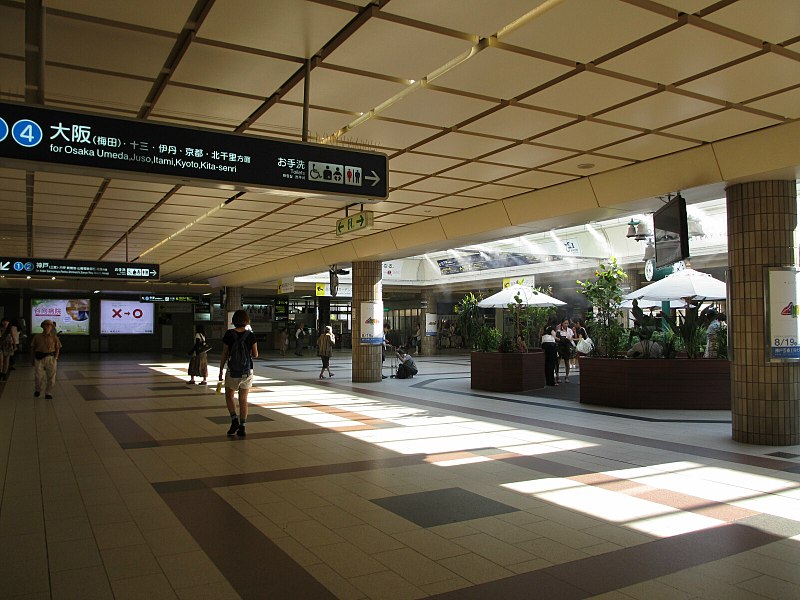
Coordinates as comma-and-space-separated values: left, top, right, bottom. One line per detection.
140, 294, 199, 303
336, 210, 373, 236
0, 257, 159, 280
0, 101, 388, 201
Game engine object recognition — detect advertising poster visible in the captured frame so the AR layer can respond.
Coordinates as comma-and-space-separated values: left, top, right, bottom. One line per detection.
31, 299, 90, 335
100, 300, 154, 335
766, 268, 800, 360
360, 301, 383, 345
425, 313, 438, 337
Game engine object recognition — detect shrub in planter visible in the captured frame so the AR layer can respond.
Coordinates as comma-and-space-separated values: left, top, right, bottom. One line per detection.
577, 258, 626, 358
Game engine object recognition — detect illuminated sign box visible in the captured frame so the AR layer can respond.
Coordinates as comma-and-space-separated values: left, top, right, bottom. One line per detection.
140, 295, 200, 303
0, 257, 158, 280
0, 101, 388, 201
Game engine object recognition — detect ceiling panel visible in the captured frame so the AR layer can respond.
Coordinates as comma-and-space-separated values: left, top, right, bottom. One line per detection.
500, 0, 675, 64
388, 153, 462, 174
601, 134, 700, 162
745, 87, 800, 119
661, 108, 783, 142
678, 53, 800, 104
413, 132, 512, 160
0, 57, 24, 98
199, 0, 357, 58
442, 162, 525, 182
154, 86, 264, 126
534, 120, 640, 152
600, 24, 757, 85
704, 0, 800, 44
403, 176, 476, 194
283, 67, 407, 114
543, 154, 634, 176
46, 15, 175, 78
600, 90, 721, 130
46, 0, 196, 32
485, 143, 575, 169
341, 118, 439, 150
0, 3, 24, 56
326, 18, 473, 81
380, 88, 496, 128
171, 43, 300, 98
251, 102, 355, 142
462, 105, 575, 139
431, 46, 573, 100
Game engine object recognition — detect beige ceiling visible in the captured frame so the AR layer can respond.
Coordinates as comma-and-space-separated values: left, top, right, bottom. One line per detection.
0, 0, 798, 290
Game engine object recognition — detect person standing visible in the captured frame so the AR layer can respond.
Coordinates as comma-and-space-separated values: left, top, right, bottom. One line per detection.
317, 325, 335, 379
556, 319, 575, 383
278, 327, 288, 357
219, 310, 258, 437
541, 321, 559, 386
0, 318, 15, 380
187, 325, 208, 385
294, 324, 306, 356
30, 319, 61, 399
704, 309, 721, 358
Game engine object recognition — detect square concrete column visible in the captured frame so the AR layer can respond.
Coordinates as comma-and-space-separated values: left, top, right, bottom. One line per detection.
727, 180, 799, 445
420, 290, 437, 356
351, 260, 383, 382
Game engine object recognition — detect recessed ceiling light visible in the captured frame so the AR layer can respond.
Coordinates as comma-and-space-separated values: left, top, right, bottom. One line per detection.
577, 163, 595, 170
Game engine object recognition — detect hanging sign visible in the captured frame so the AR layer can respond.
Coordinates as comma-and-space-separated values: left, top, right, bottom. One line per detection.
0, 256, 159, 280
0, 101, 388, 201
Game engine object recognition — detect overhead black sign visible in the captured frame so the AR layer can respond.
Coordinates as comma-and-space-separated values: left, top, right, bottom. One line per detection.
0, 257, 159, 280
140, 294, 199, 303
0, 101, 388, 200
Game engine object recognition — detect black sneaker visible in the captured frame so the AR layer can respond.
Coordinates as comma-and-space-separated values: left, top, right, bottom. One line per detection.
34, 391, 40, 397
226, 418, 239, 436
45, 394, 53, 400
236, 425, 246, 437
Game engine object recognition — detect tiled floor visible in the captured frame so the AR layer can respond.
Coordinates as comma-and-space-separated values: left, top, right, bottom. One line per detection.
1, 352, 800, 599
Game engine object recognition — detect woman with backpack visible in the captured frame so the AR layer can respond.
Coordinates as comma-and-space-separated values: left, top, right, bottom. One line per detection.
219, 310, 258, 438
317, 325, 335, 379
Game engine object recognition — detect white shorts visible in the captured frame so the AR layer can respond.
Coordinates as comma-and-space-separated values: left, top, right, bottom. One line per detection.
225, 371, 253, 390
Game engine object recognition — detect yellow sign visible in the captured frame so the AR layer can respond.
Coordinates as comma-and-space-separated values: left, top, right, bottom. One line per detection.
315, 283, 326, 296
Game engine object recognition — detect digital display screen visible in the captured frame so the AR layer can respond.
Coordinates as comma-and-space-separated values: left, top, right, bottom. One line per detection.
100, 300, 154, 335
653, 195, 690, 269
31, 298, 90, 335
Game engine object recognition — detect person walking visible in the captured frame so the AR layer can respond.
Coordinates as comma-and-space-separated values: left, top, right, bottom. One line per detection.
294, 325, 306, 356
219, 310, 258, 437
0, 318, 15, 380
317, 325, 335, 378
187, 325, 208, 385
541, 321, 559, 386
30, 319, 61, 399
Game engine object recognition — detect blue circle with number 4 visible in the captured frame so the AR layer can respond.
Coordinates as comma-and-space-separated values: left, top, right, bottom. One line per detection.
0, 118, 8, 143
12, 119, 43, 147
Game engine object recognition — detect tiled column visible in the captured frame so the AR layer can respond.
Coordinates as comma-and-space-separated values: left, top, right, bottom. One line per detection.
224, 287, 242, 323
352, 261, 383, 382
420, 290, 437, 356
727, 180, 800, 445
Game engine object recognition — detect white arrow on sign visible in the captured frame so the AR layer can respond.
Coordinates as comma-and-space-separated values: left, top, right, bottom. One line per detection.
364, 170, 380, 187
0, 261, 9, 271
150, 270, 157, 277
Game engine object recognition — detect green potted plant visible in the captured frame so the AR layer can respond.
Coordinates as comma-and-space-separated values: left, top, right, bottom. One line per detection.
455, 292, 484, 349
577, 258, 626, 358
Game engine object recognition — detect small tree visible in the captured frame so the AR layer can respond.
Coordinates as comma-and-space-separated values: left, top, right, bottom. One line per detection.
508, 287, 557, 350
455, 292, 484, 349
577, 258, 627, 358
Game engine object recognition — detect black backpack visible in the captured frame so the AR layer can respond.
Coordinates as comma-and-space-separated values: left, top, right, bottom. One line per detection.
227, 331, 252, 377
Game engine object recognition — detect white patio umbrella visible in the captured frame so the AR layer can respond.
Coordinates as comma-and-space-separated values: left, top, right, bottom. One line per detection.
624, 268, 727, 302
477, 284, 566, 308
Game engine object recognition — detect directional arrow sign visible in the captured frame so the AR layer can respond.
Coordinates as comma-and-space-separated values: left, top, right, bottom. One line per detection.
0, 257, 159, 280
335, 210, 373, 237
364, 170, 381, 187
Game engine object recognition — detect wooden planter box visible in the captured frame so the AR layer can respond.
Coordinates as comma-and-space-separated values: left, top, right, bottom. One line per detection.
579, 357, 731, 409
471, 350, 545, 392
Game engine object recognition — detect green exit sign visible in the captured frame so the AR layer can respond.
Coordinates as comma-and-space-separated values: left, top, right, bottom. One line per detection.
336, 210, 373, 236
